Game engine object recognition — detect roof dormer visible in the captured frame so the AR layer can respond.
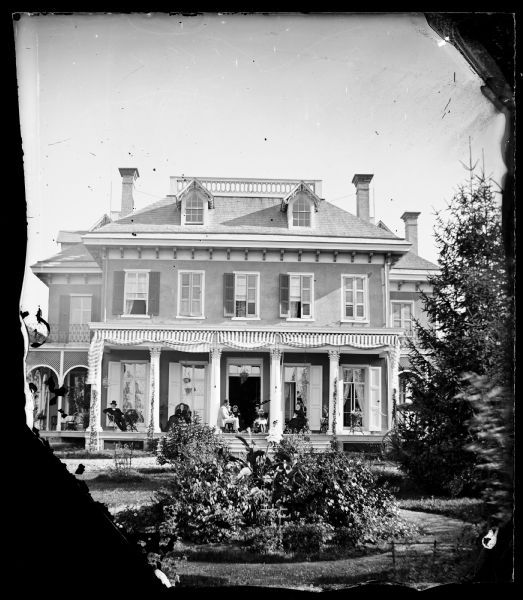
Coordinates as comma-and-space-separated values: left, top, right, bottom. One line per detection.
177, 179, 214, 226
281, 181, 323, 229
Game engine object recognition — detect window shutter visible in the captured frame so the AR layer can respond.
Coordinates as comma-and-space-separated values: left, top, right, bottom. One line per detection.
223, 273, 235, 316
58, 295, 70, 343
309, 365, 322, 431
148, 272, 161, 315
279, 274, 290, 317
168, 362, 182, 420
112, 271, 125, 316
106, 362, 121, 426
369, 367, 382, 431
91, 291, 101, 322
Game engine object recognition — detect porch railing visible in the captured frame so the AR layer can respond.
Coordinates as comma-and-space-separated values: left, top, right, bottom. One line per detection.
48, 323, 91, 344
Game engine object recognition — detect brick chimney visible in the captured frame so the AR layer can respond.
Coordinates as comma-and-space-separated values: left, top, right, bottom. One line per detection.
352, 174, 374, 222
118, 167, 140, 217
401, 211, 421, 254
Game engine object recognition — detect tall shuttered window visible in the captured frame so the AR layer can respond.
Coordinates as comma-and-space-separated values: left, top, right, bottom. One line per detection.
223, 272, 259, 318
124, 271, 149, 315
280, 274, 313, 319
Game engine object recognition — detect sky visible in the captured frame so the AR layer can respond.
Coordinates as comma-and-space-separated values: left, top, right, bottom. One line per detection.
15, 12, 507, 316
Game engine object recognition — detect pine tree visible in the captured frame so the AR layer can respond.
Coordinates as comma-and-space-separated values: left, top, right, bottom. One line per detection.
395, 169, 511, 496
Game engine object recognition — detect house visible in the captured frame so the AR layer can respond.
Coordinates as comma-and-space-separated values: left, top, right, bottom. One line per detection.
25, 169, 438, 451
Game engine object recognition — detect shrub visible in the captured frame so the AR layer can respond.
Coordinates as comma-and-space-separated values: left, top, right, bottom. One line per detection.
156, 415, 230, 467
273, 433, 313, 463
282, 522, 330, 555
243, 525, 283, 555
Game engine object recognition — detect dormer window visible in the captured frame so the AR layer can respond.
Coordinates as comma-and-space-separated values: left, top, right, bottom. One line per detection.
292, 197, 311, 227
185, 195, 204, 224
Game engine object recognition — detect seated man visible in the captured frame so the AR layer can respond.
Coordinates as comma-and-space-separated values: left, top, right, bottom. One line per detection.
103, 401, 127, 431
218, 399, 239, 432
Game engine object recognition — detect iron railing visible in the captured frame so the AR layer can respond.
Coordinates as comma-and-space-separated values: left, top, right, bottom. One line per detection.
48, 323, 91, 344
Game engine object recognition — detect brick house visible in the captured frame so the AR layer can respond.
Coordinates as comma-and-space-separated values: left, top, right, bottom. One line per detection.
26, 169, 437, 451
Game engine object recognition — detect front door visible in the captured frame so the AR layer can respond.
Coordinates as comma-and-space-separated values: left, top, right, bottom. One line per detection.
181, 364, 206, 422
227, 363, 261, 430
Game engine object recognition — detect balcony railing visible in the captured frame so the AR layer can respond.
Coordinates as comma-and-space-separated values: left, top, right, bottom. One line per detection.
170, 176, 322, 198
48, 323, 91, 344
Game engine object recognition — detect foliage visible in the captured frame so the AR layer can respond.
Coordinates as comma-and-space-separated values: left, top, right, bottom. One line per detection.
155, 414, 230, 467
395, 170, 512, 496
398, 496, 486, 523
281, 521, 331, 555
272, 433, 313, 463
242, 524, 284, 555
461, 373, 514, 526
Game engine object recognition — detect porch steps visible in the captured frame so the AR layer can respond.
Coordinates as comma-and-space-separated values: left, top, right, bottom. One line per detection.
221, 433, 331, 457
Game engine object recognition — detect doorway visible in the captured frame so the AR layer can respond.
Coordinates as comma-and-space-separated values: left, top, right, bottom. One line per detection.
227, 363, 261, 430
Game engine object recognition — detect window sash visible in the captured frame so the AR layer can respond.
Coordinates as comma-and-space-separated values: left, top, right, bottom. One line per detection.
343, 276, 367, 320
70, 296, 92, 324
342, 367, 365, 427
179, 272, 203, 317
292, 198, 311, 226
124, 272, 149, 315
392, 302, 413, 330
288, 275, 312, 318
234, 274, 258, 317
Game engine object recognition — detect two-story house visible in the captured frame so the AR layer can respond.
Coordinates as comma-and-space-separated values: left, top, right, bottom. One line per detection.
26, 168, 438, 451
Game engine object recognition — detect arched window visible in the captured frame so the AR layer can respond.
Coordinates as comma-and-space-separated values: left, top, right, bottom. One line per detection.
292, 197, 311, 227
185, 195, 204, 224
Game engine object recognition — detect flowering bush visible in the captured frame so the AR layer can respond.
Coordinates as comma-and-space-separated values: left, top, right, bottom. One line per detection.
156, 414, 230, 467
281, 521, 331, 555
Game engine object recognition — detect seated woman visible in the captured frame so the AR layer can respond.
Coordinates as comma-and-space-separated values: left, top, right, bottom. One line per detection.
166, 403, 192, 430
231, 404, 242, 429
253, 406, 268, 433
285, 400, 308, 433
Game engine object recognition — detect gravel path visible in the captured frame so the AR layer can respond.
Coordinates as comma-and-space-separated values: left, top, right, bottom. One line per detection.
60, 456, 165, 473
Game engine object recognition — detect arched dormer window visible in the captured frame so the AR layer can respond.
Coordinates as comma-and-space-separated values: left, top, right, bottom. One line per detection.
185, 194, 204, 224
292, 196, 311, 227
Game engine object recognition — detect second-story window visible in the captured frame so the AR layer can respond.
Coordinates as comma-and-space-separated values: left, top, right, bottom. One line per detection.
342, 275, 369, 322
292, 197, 311, 227
280, 273, 313, 319
70, 295, 92, 324
391, 302, 413, 332
178, 271, 204, 318
224, 272, 259, 318
124, 271, 149, 315
185, 195, 204, 224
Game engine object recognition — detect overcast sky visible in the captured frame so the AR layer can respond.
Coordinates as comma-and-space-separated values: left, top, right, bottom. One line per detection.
15, 12, 506, 316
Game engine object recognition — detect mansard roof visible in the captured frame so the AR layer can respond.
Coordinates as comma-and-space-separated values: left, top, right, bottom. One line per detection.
95, 195, 399, 240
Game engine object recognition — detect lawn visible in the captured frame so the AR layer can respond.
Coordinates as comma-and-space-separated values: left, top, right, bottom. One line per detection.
75, 461, 484, 589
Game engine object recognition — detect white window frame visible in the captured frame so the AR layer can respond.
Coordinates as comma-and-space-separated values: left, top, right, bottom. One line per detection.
340, 364, 368, 430
231, 271, 261, 320
120, 360, 149, 429
291, 196, 312, 227
184, 194, 205, 225
176, 270, 205, 318
286, 272, 315, 321
122, 269, 150, 317
390, 300, 415, 333
341, 274, 370, 323
283, 363, 311, 420
69, 294, 93, 324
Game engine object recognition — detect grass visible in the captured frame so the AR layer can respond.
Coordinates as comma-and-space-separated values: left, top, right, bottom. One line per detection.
398, 497, 486, 523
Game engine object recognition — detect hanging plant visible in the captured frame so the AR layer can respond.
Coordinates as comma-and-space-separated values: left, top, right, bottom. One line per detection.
183, 377, 191, 384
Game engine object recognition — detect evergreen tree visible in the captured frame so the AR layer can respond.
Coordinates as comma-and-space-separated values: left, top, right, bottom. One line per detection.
395, 170, 511, 496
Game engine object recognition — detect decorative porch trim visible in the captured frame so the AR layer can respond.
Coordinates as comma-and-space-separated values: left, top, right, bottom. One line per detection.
279, 332, 399, 349
218, 330, 276, 349
92, 328, 215, 353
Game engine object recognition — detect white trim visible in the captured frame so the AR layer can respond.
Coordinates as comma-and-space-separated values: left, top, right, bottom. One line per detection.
123, 268, 151, 272
231, 317, 261, 321
176, 270, 205, 319
389, 269, 439, 280
69, 293, 94, 297
340, 273, 370, 323
118, 314, 151, 319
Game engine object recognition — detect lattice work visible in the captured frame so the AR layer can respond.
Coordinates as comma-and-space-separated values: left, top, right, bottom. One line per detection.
63, 351, 89, 374
25, 350, 61, 373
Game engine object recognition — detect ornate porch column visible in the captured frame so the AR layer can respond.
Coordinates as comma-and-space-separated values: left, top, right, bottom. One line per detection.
388, 337, 401, 429
148, 346, 162, 435
328, 350, 342, 434
209, 347, 222, 429
86, 336, 104, 452
269, 348, 283, 432
56, 351, 65, 432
